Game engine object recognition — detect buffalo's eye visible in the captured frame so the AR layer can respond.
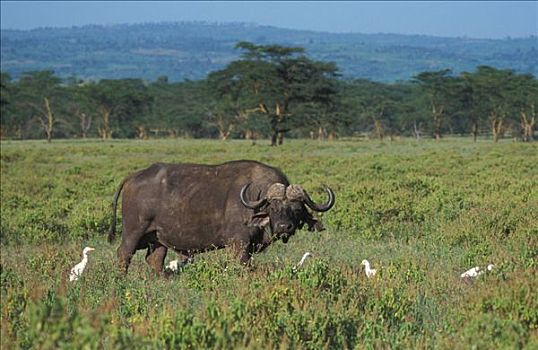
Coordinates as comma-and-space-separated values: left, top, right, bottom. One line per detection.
291, 206, 304, 218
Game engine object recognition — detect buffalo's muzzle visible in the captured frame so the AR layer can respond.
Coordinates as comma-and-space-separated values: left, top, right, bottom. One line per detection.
277, 222, 294, 233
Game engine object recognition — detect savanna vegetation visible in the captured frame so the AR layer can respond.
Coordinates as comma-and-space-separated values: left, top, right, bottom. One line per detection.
1, 138, 537, 348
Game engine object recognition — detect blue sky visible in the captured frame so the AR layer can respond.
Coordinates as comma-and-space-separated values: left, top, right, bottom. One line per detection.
1, 1, 536, 39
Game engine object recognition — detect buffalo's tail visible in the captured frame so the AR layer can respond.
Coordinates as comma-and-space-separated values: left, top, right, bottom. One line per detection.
107, 177, 128, 243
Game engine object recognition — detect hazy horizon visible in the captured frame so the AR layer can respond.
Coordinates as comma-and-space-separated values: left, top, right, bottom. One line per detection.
1, 1, 536, 40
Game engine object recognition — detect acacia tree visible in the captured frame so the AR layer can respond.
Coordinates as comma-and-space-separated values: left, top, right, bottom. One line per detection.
64, 82, 95, 138
455, 72, 482, 141
413, 69, 456, 141
338, 79, 411, 141
206, 94, 240, 140
282, 58, 339, 141
363, 85, 396, 141
147, 79, 208, 138
208, 41, 338, 146
509, 73, 538, 142
10, 71, 69, 141
364, 94, 389, 140
86, 79, 153, 139
389, 82, 425, 140
470, 66, 517, 142
206, 59, 271, 140
207, 45, 298, 144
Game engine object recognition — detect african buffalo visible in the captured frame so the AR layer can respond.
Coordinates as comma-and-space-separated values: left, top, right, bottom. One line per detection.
107, 160, 335, 274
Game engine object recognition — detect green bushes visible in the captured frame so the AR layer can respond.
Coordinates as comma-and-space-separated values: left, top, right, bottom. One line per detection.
1, 138, 537, 348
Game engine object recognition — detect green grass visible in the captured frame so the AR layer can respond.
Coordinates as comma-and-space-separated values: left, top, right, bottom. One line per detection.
1, 138, 537, 349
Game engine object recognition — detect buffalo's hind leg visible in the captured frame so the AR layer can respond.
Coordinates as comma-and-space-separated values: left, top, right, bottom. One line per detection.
145, 242, 168, 276
117, 220, 151, 274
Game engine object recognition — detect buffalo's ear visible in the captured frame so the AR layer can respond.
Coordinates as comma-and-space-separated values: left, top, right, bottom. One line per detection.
248, 212, 270, 227
310, 220, 325, 232
304, 210, 325, 232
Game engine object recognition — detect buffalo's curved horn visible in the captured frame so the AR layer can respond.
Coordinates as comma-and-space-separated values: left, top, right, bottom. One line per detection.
303, 187, 335, 212
240, 183, 267, 209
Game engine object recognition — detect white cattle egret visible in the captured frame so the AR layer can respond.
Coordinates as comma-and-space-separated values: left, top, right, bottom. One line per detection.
293, 252, 313, 272
165, 257, 192, 273
166, 260, 181, 272
460, 266, 480, 278
460, 264, 495, 278
69, 247, 95, 282
361, 259, 377, 278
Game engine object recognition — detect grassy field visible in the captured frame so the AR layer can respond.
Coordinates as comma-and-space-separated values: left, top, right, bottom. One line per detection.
1, 138, 537, 349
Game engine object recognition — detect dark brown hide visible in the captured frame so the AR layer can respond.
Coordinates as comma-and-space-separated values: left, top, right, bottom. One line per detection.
108, 160, 333, 274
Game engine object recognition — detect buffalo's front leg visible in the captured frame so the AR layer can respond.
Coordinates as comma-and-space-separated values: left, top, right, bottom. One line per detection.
230, 241, 253, 266
145, 243, 168, 275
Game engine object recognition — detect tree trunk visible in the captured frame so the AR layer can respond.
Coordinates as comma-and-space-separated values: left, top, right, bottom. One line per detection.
471, 121, 478, 142
79, 112, 91, 139
43, 97, 53, 143
432, 104, 444, 142
219, 127, 233, 141
520, 110, 536, 142
373, 118, 384, 141
214, 114, 234, 141
271, 103, 285, 146
99, 107, 112, 139
413, 121, 421, 141
136, 126, 148, 140
318, 126, 326, 140
270, 132, 278, 146
244, 130, 257, 145
433, 118, 441, 141
270, 111, 279, 146
490, 112, 503, 143
278, 131, 284, 145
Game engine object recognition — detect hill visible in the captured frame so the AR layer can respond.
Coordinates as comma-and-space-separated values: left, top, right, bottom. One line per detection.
1, 21, 537, 82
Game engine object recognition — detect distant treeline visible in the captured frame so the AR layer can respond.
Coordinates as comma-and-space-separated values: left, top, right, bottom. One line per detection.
1, 42, 536, 144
